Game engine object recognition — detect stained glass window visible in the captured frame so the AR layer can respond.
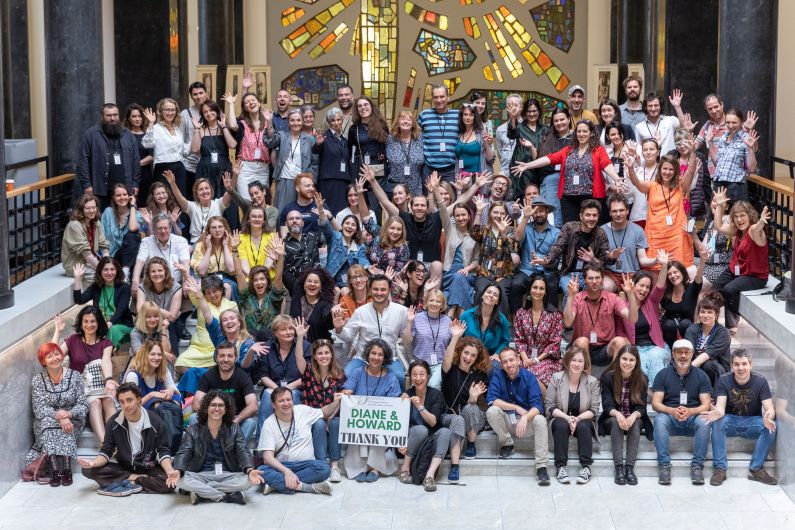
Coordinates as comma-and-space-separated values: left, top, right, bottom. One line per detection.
281, 7, 305, 27
360, 0, 398, 120
463, 17, 481, 39
459, 0, 483, 5
405, 2, 448, 31
483, 42, 504, 83
308, 23, 348, 59
403, 68, 417, 107
279, 0, 354, 58
531, 0, 576, 53
483, 14, 523, 79
282, 65, 350, 108
443, 76, 462, 96
414, 29, 476, 76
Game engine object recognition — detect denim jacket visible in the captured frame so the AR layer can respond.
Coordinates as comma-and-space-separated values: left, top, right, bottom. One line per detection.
323, 223, 369, 285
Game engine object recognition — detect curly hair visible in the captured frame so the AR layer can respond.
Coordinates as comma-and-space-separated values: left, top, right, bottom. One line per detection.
296, 266, 335, 304
452, 336, 492, 375
74, 306, 109, 339
697, 290, 725, 314
362, 338, 394, 366
146, 182, 179, 214
352, 96, 389, 144
142, 257, 175, 292
197, 389, 235, 425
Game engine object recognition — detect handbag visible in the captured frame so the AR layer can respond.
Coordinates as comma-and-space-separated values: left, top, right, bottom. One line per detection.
83, 358, 106, 397
21, 452, 49, 482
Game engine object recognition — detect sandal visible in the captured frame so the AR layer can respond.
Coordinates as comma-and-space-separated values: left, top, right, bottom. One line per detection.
423, 476, 437, 492
399, 470, 412, 484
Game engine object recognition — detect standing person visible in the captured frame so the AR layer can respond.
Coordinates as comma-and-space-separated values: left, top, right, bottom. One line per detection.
77, 383, 177, 495
61, 194, 110, 281
513, 274, 563, 388
278, 176, 328, 235
598, 344, 651, 486
25, 343, 87, 487
170, 390, 263, 505
349, 96, 389, 219
124, 104, 153, 202
72, 258, 133, 348
546, 346, 601, 484
101, 184, 143, 271
454, 103, 495, 175
385, 110, 425, 199
189, 100, 237, 206
512, 119, 621, 225
624, 138, 662, 228
703, 349, 778, 486
78, 103, 141, 209
460, 283, 511, 358
222, 86, 273, 197
402, 290, 452, 389
708, 109, 758, 203
336, 84, 355, 136
270, 108, 316, 211
600, 194, 656, 292
531, 108, 572, 227
507, 98, 548, 198
180, 82, 210, 194
712, 188, 771, 333
511, 197, 560, 312
300, 105, 319, 138
596, 99, 635, 145
272, 89, 292, 132
486, 347, 551, 485
619, 75, 646, 129
495, 94, 523, 176
651, 339, 712, 486
313, 107, 351, 215
684, 292, 732, 386
142, 100, 188, 197
418, 85, 460, 183
470, 196, 518, 317
566, 85, 598, 124
633, 91, 683, 154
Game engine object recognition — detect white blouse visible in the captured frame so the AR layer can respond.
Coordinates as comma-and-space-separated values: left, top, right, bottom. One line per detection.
142, 122, 188, 165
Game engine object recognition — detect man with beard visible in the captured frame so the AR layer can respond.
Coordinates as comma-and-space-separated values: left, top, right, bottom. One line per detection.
282, 206, 330, 292
478, 174, 518, 223
600, 194, 656, 292
336, 84, 355, 137
180, 82, 209, 191
566, 85, 598, 125
78, 103, 140, 209
272, 89, 293, 133
510, 196, 560, 312
634, 91, 683, 154
619, 75, 646, 129
278, 174, 332, 235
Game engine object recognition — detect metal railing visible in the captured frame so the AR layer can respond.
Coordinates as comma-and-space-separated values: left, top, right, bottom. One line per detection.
748, 158, 794, 279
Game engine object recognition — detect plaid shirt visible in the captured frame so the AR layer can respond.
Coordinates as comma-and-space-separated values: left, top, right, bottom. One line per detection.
714, 130, 750, 183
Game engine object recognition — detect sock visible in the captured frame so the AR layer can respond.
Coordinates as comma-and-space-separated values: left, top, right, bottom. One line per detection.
299, 482, 314, 493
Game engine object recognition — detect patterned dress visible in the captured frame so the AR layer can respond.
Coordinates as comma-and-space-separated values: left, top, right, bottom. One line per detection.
301, 368, 346, 408
25, 369, 87, 464
513, 308, 564, 385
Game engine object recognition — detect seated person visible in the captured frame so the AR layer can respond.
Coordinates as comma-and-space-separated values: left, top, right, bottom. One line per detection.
129, 301, 174, 366
62, 193, 109, 281
78, 383, 176, 495
231, 233, 286, 336
704, 349, 777, 486
282, 208, 327, 293
398, 360, 452, 492
684, 291, 731, 386
486, 347, 550, 485
563, 264, 636, 366
514, 274, 563, 388
191, 340, 259, 442
134, 257, 184, 355
460, 283, 511, 358
511, 196, 560, 313
288, 267, 336, 343
341, 339, 402, 482
257, 387, 332, 495
402, 289, 452, 389
189, 216, 236, 300
72, 257, 133, 348
651, 339, 712, 486
546, 346, 601, 485
170, 390, 263, 504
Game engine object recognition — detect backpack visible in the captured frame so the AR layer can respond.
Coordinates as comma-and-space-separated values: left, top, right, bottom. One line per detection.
410, 436, 438, 485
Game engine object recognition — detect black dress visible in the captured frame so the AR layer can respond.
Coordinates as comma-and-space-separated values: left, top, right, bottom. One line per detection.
132, 132, 154, 202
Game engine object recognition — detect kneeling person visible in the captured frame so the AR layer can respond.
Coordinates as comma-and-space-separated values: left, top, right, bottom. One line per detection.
258, 387, 332, 495
169, 390, 264, 504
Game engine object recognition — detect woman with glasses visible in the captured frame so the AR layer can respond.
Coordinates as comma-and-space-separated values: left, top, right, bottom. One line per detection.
507, 98, 548, 198
402, 289, 452, 389
142, 99, 188, 197
303, 339, 346, 483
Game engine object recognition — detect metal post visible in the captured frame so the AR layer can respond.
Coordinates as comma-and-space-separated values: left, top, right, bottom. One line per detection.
788, 178, 795, 314
0, 29, 15, 309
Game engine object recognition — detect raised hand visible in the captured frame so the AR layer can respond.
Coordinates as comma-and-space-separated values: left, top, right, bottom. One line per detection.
474, 170, 493, 189
267, 235, 286, 258
620, 272, 635, 296
143, 107, 157, 126
576, 246, 595, 263
406, 305, 416, 323
360, 164, 375, 182
493, 213, 510, 235
170, 207, 181, 225
73, 262, 86, 279
424, 275, 441, 292
668, 89, 683, 108
510, 162, 529, 176
313, 191, 325, 213
425, 171, 440, 192
713, 186, 729, 207
355, 175, 367, 195
293, 317, 309, 339
139, 207, 152, 226
191, 115, 202, 129
682, 112, 699, 133
656, 249, 669, 267
472, 194, 488, 212
221, 91, 237, 105
393, 276, 408, 293
263, 108, 274, 122
53, 313, 66, 334
450, 319, 467, 337
744, 129, 759, 149
625, 140, 638, 158
519, 138, 533, 148
229, 230, 241, 251
182, 275, 201, 297
314, 130, 325, 145
522, 199, 537, 219
332, 304, 350, 329
482, 131, 494, 145
758, 205, 771, 225
607, 247, 625, 261
384, 265, 396, 281
743, 110, 758, 131
242, 72, 254, 91
567, 274, 580, 296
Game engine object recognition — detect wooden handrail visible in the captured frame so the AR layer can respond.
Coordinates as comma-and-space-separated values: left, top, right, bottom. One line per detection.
749, 174, 794, 197
7, 173, 75, 199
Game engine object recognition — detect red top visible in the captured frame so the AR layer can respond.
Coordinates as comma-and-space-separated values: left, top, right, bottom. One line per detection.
571, 290, 628, 347
730, 231, 768, 280
547, 145, 612, 199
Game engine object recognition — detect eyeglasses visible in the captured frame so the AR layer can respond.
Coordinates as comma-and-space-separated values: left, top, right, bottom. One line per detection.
414, 268, 427, 274
350, 276, 367, 282
208, 403, 226, 409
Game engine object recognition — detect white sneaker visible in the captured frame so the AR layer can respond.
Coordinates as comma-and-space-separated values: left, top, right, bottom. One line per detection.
312, 481, 333, 495
261, 484, 273, 495
556, 466, 571, 484
329, 467, 342, 483
576, 466, 592, 484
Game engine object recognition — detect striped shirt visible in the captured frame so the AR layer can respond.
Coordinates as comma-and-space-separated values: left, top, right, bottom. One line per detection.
418, 108, 460, 168
411, 312, 452, 365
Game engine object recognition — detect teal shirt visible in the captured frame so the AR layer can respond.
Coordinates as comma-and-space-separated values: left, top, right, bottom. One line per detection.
455, 139, 483, 173
459, 307, 511, 356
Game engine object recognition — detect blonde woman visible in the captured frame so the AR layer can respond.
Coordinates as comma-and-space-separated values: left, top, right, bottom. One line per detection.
129, 301, 174, 364
386, 110, 424, 198
142, 98, 189, 197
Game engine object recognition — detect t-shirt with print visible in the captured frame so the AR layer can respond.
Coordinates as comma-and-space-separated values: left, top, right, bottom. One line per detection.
198, 367, 256, 417
258, 404, 323, 461
715, 372, 771, 417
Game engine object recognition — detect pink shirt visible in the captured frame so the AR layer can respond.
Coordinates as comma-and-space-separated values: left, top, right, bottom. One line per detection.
237, 120, 269, 162
571, 291, 628, 346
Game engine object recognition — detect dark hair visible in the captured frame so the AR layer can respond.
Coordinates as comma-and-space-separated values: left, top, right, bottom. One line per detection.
247, 180, 273, 206
697, 290, 724, 313
470, 91, 488, 120
409, 358, 431, 378
703, 93, 723, 107
93, 256, 125, 287
731, 348, 752, 362
580, 198, 602, 214
524, 273, 557, 312
607, 193, 629, 209
270, 386, 294, 404
522, 98, 542, 122
664, 260, 690, 298
123, 103, 149, 130
458, 103, 484, 133
201, 275, 225, 295
369, 274, 392, 289
214, 340, 238, 363
189, 81, 207, 94
642, 92, 662, 112
362, 338, 394, 366
622, 74, 643, 90
607, 344, 647, 405
604, 121, 624, 144
582, 262, 603, 278
475, 281, 502, 331
352, 96, 389, 144
198, 389, 235, 424
199, 100, 223, 127
574, 119, 599, 151
340, 214, 363, 244
296, 266, 335, 303
74, 306, 109, 339
101, 103, 119, 113
548, 107, 571, 131
725, 107, 744, 122
116, 382, 142, 399
337, 83, 353, 94
598, 99, 622, 127
562, 345, 591, 373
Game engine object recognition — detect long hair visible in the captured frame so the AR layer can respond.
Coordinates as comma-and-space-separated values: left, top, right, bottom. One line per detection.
199, 100, 223, 128
196, 215, 231, 254
72, 194, 99, 223
378, 215, 407, 249
522, 98, 542, 124
123, 103, 149, 130
238, 92, 267, 133
655, 154, 681, 190
219, 308, 250, 342
242, 206, 267, 235
92, 256, 125, 288
340, 214, 363, 245
523, 273, 557, 311
389, 110, 421, 139
607, 344, 647, 405
146, 182, 179, 213
574, 119, 600, 151
697, 290, 725, 314
135, 301, 165, 334
598, 99, 622, 127
296, 267, 335, 304
310, 339, 344, 380
729, 201, 760, 234
142, 257, 175, 292
458, 104, 484, 134
352, 96, 389, 144
129, 339, 169, 382
663, 260, 689, 299
197, 389, 235, 424
452, 336, 492, 374
475, 281, 502, 331
191, 177, 216, 202
562, 345, 591, 373
74, 306, 109, 339
109, 183, 133, 221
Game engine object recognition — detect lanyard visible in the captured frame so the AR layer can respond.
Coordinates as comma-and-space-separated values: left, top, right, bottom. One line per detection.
585, 297, 604, 332
398, 138, 412, 163
249, 235, 264, 265
427, 313, 441, 352
608, 224, 627, 250
100, 287, 114, 320
529, 310, 542, 347
374, 305, 383, 338
642, 165, 656, 183
530, 228, 549, 254
276, 413, 295, 449
662, 185, 674, 213
437, 113, 450, 137
199, 204, 210, 231
645, 119, 660, 138
156, 240, 172, 263
212, 248, 223, 272
698, 325, 717, 352
289, 137, 300, 162
366, 370, 384, 397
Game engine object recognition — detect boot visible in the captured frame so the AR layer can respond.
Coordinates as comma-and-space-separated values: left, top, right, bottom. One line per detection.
614, 464, 626, 485
60, 457, 73, 486
49, 456, 62, 487
625, 465, 638, 485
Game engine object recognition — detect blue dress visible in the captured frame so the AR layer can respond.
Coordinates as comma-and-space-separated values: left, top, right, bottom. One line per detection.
442, 245, 474, 310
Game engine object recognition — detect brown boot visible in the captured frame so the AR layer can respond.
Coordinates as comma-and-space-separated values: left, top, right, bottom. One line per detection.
48, 456, 62, 487
709, 469, 726, 486
60, 457, 73, 486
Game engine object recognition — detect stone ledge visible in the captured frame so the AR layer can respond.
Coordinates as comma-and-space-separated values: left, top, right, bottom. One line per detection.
738, 276, 795, 361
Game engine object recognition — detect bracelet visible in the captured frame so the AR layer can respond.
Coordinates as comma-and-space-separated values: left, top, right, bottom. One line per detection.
418, 406, 426, 413
104, 377, 114, 382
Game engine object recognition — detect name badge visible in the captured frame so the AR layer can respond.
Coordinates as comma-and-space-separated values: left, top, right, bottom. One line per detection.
211, 152, 219, 164
214, 462, 223, 475
340, 162, 346, 173
417, 250, 424, 262
572, 174, 580, 186
575, 260, 583, 270
440, 142, 446, 152
430, 354, 438, 365
589, 331, 598, 344
614, 260, 622, 271
364, 154, 371, 165
734, 264, 741, 276
113, 153, 122, 165
665, 215, 673, 226
458, 159, 464, 169
507, 410, 518, 425
679, 391, 688, 406
531, 347, 538, 359
280, 380, 289, 387
254, 148, 262, 159
613, 162, 621, 173
404, 165, 411, 176
341, 273, 348, 284
687, 218, 696, 232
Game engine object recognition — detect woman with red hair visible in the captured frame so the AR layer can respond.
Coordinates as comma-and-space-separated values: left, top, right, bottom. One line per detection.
24, 342, 88, 487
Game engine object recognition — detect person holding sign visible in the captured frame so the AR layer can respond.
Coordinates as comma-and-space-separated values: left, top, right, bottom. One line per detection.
341, 339, 402, 482
257, 387, 332, 495
398, 360, 452, 492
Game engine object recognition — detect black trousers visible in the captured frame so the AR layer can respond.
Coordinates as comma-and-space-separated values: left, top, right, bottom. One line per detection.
116, 231, 142, 271
83, 462, 170, 493
661, 316, 693, 349
711, 269, 767, 328
551, 417, 593, 468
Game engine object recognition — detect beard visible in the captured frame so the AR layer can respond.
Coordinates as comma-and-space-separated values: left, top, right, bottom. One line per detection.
101, 122, 123, 136
289, 224, 302, 236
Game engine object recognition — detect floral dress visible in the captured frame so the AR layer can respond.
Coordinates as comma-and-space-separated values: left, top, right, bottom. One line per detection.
363, 216, 410, 271
470, 225, 517, 281
301, 368, 346, 409
513, 308, 564, 385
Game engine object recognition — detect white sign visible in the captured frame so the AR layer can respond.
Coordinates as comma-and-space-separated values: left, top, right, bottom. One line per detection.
338, 395, 410, 447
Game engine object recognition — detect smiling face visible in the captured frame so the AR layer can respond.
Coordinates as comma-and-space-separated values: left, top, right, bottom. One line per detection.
672, 346, 694, 370
569, 352, 586, 377
580, 207, 599, 231
660, 160, 676, 183
552, 112, 570, 134
83, 199, 98, 221
207, 397, 226, 422
704, 96, 724, 122
499, 349, 520, 378
275, 322, 296, 344
248, 209, 266, 229
148, 262, 166, 285
274, 390, 294, 416
525, 103, 540, 124
698, 307, 717, 328
208, 219, 225, 240
633, 276, 651, 302
645, 97, 661, 119
160, 102, 178, 124
410, 364, 429, 389
642, 141, 660, 164
100, 261, 117, 285
398, 112, 413, 133
392, 186, 408, 206
81, 313, 98, 336
462, 107, 475, 128
529, 278, 546, 303
410, 263, 427, 286
302, 109, 315, 129
426, 292, 443, 315
242, 94, 260, 115
370, 279, 390, 304
204, 287, 223, 307
619, 351, 637, 376
113, 186, 130, 208
568, 90, 584, 111
489, 205, 507, 227
667, 265, 684, 286
328, 113, 343, 133
190, 87, 208, 107
731, 354, 752, 380
386, 219, 403, 243
249, 185, 265, 206
288, 112, 303, 133
453, 205, 470, 228
314, 344, 333, 368
342, 216, 358, 238
481, 285, 500, 307
575, 123, 592, 146
251, 271, 269, 296
491, 177, 509, 200
725, 113, 742, 133
367, 345, 385, 370
276, 90, 291, 112
220, 310, 240, 336
459, 345, 478, 370
153, 186, 169, 206
608, 127, 623, 147
197, 181, 213, 204
431, 87, 448, 112
144, 310, 160, 332
201, 104, 218, 124
600, 104, 616, 124
297, 178, 315, 201
356, 98, 372, 119
472, 97, 487, 117
732, 209, 751, 232
147, 345, 163, 369
337, 87, 353, 110
216, 348, 236, 373
304, 272, 321, 298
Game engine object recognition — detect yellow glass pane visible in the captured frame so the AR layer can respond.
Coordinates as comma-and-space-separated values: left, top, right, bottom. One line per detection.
547, 66, 561, 84
530, 62, 543, 75
483, 66, 494, 81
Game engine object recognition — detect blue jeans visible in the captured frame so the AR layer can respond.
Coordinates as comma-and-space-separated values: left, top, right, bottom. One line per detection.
344, 357, 406, 392
653, 413, 710, 467
712, 414, 776, 471
312, 417, 341, 462
540, 171, 562, 228
257, 388, 303, 438
258, 460, 330, 493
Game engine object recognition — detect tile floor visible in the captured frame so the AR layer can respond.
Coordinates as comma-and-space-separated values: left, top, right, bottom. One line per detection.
1, 472, 793, 529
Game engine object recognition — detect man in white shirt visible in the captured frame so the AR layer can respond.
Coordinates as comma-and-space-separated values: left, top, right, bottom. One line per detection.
131, 213, 191, 290
333, 274, 407, 388
180, 82, 209, 185
257, 387, 332, 495
634, 91, 683, 154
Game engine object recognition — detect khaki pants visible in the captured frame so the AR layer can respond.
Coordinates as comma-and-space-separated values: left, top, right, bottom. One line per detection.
486, 406, 549, 470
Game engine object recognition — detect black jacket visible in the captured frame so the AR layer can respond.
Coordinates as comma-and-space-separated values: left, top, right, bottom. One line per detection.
598, 370, 654, 440
100, 408, 171, 472
172, 422, 254, 474
407, 386, 446, 434
73, 282, 133, 327
77, 125, 141, 196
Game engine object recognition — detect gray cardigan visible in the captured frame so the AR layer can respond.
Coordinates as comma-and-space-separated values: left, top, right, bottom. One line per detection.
269, 130, 317, 181
545, 370, 601, 434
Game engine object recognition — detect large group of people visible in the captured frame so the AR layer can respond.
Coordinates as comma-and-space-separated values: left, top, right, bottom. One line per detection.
28, 72, 778, 502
